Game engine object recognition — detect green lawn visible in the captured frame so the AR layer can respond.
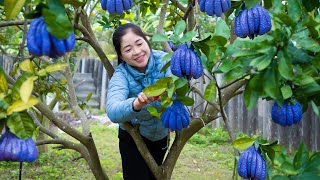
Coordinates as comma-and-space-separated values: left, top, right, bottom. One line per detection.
0, 122, 235, 179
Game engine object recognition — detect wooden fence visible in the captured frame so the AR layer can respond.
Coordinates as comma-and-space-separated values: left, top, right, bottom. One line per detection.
1, 55, 319, 151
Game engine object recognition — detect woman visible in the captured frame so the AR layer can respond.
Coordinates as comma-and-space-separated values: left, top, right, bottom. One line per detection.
106, 23, 171, 179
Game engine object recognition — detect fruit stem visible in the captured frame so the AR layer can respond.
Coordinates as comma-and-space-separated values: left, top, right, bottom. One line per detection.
19, 162, 23, 180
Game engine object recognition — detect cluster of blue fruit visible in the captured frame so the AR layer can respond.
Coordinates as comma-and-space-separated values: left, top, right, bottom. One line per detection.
170, 44, 203, 80
235, 4, 272, 39
0, 129, 38, 162
101, 0, 133, 14
238, 145, 267, 180
198, 0, 231, 17
161, 100, 190, 131
27, 16, 75, 58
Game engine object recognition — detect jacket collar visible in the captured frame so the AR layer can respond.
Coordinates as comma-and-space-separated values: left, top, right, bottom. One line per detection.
125, 50, 155, 80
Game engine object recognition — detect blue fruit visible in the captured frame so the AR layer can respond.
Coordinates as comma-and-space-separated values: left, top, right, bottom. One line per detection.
271, 100, 303, 126
247, 9, 255, 38
64, 32, 76, 52
214, 0, 223, 17
205, 0, 215, 16
199, 0, 206, 12
252, 5, 261, 34
116, 0, 124, 14
123, 0, 131, 10
41, 22, 51, 56
0, 130, 38, 162
221, 0, 230, 12
50, 35, 67, 56
107, 0, 116, 14
101, 0, 107, 10
27, 17, 43, 56
161, 100, 190, 131
238, 146, 267, 180
257, 6, 268, 35
240, 9, 249, 38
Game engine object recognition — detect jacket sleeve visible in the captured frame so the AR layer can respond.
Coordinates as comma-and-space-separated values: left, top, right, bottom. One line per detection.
106, 71, 140, 123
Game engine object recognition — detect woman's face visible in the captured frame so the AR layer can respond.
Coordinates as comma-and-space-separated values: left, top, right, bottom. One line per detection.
120, 30, 151, 73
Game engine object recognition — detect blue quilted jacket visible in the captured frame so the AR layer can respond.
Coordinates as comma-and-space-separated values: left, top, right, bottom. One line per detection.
106, 50, 171, 141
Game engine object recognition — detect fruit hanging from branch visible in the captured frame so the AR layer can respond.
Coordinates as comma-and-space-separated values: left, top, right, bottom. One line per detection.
271, 99, 303, 126
26, 16, 76, 58
238, 145, 267, 180
170, 44, 203, 80
161, 100, 190, 131
100, 0, 133, 14
199, 0, 231, 17
0, 129, 38, 162
234, 4, 272, 39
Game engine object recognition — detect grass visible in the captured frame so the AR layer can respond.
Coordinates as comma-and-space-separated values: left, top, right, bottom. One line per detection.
0, 122, 235, 180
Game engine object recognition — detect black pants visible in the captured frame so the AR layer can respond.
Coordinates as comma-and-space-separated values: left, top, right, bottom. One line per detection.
118, 128, 168, 180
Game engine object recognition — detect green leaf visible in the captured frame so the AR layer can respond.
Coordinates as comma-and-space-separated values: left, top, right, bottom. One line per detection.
304, 152, 320, 173
167, 85, 175, 98
211, 35, 228, 46
143, 86, 166, 97
7, 97, 39, 115
263, 67, 280, 100
177, 96, 194, 106
42, 0, 73, 39
295, 37, 320, 53
151, 34, 170, 42
288, 0, 301, 21
147, 106, 161, 119
174, 20, 186, 36
275, 13, 295, 26
4, 0, 26, 19
6, 112, 36, 139
156, 77, 173, 88
293, 143, 309, 170
245, 0, 261, 9
11, 73, 33, 101
160, 59, 171, 73
281, 85, 293, 100
218, 58, 233, 73
261, 145, 276, 161
287, 43, 313, 63
244, 75, 262, 110
0, 120, 4, 134
20, 76, 37, 103
175, 80, 189, 97
223, 66, 247, 83
311, 101, 320, 117
0, 66, 8, 93
214, 19, 230, 39
278, 50, 294, 80
232, 137, 255, 150
204, 79, 216, 102
249, 54, 272, 71
280, 161, 299, 175
86, 92, 92, 102
302, 0, 320, 12
174, 78, 188, 89
180, 31, 197, 43
272, 175, 290, 180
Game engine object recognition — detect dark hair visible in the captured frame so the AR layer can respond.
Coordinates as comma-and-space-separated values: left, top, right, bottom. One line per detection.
112, 23, 151, 65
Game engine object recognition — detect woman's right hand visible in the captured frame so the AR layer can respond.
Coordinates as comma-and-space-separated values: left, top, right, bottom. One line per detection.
133, 92, 155, 111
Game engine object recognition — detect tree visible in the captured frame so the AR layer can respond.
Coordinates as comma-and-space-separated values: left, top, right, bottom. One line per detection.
0, 0, 319, 179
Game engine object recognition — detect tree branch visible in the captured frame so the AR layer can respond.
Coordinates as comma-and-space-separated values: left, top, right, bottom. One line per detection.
0, 20, 31, 28
62, 55, 90, 135
122, 122, 162, 178
170, 0, 187, 12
